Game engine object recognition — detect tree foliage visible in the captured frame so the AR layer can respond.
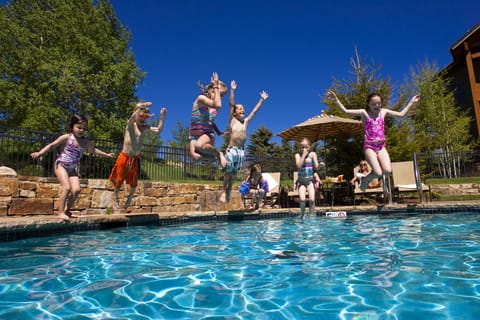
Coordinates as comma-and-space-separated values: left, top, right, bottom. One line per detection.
169, 120, 190, 149
407, 61, 473, 154
0, 0, 144, 141
405, 61, 473, 178
246, 125, 276, 159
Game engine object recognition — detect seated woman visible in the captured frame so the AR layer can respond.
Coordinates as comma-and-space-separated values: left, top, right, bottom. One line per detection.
350, 160, 382, 189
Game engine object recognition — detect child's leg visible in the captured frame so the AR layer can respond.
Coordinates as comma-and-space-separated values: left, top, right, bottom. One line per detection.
220, 173, 230, 203
124, 186, 136, 209
256, 190, 265, 209
189, 138, 202, 160
298, 185, 306, 213
240, 194, 246, 209
54, 165, 72, 221
220, 172, 235, 203
308, 201, 315, 214
65, 176, 81, 216
299, 200, 306, 214
194, 134, 213, 154
377, 148, 392, 175
307, 182, 315, 204
112, 188, 120, 211
218, 150, 227, 168
248, 190, 257, 209
307, 183, 316, 214
364, 149, 383, 176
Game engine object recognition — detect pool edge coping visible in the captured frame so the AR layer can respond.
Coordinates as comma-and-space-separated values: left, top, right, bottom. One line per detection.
1, 200, 480, 242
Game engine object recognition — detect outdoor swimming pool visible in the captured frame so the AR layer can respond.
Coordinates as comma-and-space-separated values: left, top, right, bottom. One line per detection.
0, 212, 479, 319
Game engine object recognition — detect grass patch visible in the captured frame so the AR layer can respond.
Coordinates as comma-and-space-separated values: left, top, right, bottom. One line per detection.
425, 176, 480, 184
435, 194, 480, 201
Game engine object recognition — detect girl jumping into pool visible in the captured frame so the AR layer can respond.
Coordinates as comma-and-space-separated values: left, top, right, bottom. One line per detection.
188, 72, 227, 166
31, 115, 115, 221
326, 91, 420, 192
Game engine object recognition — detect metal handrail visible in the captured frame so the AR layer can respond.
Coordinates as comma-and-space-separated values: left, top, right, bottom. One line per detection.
413, 152, 424, 203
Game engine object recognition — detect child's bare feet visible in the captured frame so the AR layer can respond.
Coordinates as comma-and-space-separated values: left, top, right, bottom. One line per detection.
66, 211, 78, 218
191, 152, 202, 160
219, 192, 226, 203
112, 198, 120, 213
57, 212, 70, 221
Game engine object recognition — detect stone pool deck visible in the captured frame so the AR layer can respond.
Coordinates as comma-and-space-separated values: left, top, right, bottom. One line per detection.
1, 200, 480, 242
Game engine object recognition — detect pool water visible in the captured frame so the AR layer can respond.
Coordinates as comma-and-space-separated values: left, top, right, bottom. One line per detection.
1, 212, 480, 319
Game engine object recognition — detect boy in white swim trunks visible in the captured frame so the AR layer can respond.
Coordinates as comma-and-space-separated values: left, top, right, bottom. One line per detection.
220, 80, 269, 203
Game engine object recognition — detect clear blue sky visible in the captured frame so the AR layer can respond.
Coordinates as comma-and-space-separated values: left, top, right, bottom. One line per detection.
110, 0, 479, 146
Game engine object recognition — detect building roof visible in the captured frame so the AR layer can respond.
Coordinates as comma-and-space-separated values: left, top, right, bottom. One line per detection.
450, 22, 480, 61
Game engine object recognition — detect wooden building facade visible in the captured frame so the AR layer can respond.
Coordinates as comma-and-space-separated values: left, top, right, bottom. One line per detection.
443, 22, 480, 141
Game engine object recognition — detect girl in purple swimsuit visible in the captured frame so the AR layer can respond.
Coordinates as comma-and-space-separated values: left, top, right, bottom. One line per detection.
327, 91, 420, 191
31, 115, 114, 221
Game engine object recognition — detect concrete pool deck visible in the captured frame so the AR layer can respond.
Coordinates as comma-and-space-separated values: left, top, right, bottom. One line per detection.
1, 200, 480, 242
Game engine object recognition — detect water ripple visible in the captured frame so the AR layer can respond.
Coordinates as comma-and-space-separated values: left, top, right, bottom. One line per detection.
0, 213, 480, 318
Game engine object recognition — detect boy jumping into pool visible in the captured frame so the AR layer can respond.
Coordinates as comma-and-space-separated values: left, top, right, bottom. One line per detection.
220, 80, 269, 203
109, 102, 167, 212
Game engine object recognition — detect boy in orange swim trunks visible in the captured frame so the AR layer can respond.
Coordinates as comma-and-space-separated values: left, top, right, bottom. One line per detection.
109, 102, 167, 211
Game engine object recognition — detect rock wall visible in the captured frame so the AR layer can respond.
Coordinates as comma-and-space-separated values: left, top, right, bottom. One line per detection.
0, 168, 242, 217
430, 183, 480, 196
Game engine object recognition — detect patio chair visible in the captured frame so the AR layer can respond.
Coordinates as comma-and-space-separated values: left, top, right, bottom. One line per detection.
391, 161, 432, 202
287, 172, 300, 200
352, 165, 384, 205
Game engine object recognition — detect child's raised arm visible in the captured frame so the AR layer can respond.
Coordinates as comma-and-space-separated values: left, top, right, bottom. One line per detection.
93, 147, 115, 158
244, 90, 268, 124
384, 95, 420, 119
326, 91, 364, 116
30, 133, 70, 159
150, 107, 167, 133
229, 80, 237, 123
85, 140, 115, 158
196, 72, 223, 109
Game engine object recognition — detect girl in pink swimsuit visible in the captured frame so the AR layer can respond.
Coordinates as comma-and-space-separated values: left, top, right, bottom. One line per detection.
31, 115, 114, 221
327, 91, 420, 191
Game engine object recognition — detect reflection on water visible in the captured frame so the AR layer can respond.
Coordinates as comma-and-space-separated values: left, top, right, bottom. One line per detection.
0, 212, 479, 319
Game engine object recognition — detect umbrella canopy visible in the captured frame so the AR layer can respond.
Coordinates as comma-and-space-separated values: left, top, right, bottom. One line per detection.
277, 112, 364, 175
277, 111, 363, 142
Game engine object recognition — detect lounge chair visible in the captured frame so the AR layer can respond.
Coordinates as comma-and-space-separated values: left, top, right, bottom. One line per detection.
391, 161, 432, 202
351, 165, 384, 205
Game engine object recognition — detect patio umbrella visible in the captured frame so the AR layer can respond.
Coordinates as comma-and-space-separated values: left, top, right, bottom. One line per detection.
277, 111, 363, 172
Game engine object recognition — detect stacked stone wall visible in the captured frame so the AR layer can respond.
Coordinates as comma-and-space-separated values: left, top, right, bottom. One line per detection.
0, 172, 242, 217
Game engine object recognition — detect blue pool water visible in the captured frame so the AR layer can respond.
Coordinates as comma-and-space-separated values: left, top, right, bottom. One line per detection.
1, 212, 480, 319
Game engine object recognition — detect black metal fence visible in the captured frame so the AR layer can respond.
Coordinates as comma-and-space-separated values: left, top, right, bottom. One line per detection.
1, 126, 479, 182
0, 125, 224, 182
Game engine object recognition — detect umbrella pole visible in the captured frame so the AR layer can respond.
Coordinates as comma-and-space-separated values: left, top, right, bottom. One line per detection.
324, 142, 327, 177
323, 133, 327, 177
